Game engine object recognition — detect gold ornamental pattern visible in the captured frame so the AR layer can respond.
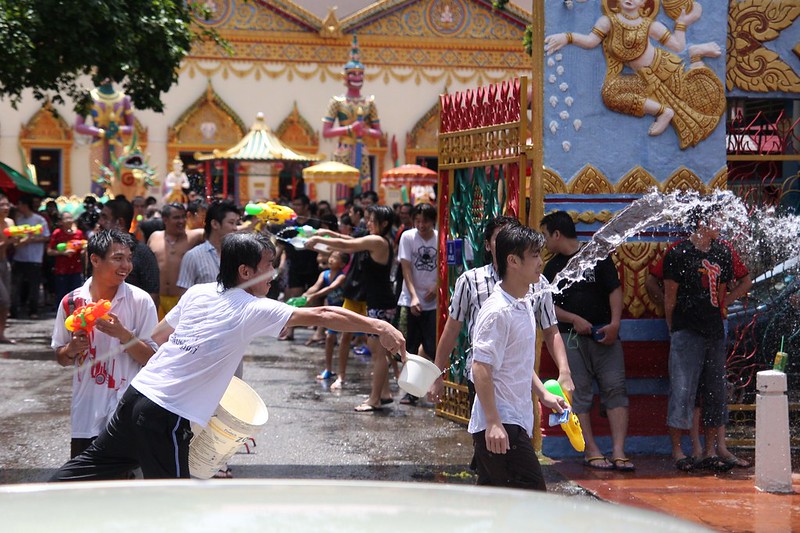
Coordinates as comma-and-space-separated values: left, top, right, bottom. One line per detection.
726, 0, 800, 92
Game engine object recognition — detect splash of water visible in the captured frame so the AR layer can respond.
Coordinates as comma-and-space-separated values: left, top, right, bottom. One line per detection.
544, 188, 800, 294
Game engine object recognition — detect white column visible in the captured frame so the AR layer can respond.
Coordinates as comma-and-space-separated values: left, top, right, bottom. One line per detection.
755, 370, 792, 493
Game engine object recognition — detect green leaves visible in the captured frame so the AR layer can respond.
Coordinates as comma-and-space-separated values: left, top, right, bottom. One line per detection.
0, 0, 215, 112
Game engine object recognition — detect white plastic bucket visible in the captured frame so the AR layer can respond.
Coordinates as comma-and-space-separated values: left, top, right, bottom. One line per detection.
398, 353, 441, 397
189, 376, 269, 479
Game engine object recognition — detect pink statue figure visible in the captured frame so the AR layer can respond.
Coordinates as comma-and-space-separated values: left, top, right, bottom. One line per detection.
75, 80, 135, 193
322, 34, 383, 189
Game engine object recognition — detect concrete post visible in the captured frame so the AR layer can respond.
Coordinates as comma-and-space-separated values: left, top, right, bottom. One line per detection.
755, 370, 792, 493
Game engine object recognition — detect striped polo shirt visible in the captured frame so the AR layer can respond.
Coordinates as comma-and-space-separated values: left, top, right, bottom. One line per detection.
177, 240, 220, 289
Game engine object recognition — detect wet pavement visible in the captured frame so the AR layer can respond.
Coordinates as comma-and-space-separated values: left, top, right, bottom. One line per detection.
1, 313, 798, 532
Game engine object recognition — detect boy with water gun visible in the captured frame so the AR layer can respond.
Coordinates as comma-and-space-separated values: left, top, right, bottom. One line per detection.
469, 224, 567, 491
51, 230, 158, 459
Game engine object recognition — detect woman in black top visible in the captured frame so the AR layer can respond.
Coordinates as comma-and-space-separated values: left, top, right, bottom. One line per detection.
307, 205, 404, 412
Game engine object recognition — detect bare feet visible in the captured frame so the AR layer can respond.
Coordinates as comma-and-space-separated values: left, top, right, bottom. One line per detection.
649, 107, 674, 136
330, 377, 345, 390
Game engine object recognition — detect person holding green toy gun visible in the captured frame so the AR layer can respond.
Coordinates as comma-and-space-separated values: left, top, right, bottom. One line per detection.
544, 379, 585, 453
469, 224, 568, 491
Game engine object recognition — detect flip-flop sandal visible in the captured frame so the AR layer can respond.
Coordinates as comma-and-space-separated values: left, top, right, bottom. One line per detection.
354, 403, 383, 413
380, 398, 394, 405
612, 457, 636, 471
212, 468, 233, 479
695, 456, 734, 472
583, 456, 614, 470
675, 456, 696, 471
721, 455, 751, 468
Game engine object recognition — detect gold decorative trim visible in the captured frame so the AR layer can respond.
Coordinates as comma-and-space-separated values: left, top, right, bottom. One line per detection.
405, 98, 440, 164
568, 164, 613, 194
566, 209, 615, 224
663, 166, 707, 193
275, 102, 320, 155
726, 0, 800, 92
19, 100, 73, 195
542, 167, 568, 195
709, 166, 728, 190
319, 7, 342, 38
617, 166, 659, 193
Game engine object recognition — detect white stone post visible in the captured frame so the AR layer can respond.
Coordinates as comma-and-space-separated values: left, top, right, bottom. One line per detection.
755, 370, 792, 493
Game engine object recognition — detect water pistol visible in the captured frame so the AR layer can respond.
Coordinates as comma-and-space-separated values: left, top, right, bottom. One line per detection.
56, 239, 87, 252
543, 379, 585, 453
64, 300, 112, 333
289, 225, 331, 252
286, 296, 308, 307
244, 202, 297, 231
3, 224, 43, 237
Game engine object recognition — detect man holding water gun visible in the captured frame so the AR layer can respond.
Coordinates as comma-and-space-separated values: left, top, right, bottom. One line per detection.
10, 195, 50, 319
51, 230, 158, 459
47, 211, 86, 304
469, 224, 567, 491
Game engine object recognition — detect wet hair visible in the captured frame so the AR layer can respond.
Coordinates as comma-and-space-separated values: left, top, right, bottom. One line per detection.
187, 199, 208, 215
88, 229, 135, 259
217, 232, 276, 290
161, 202, 186, 219
686, 203, 722, 232
411, 203, 437, 223
366, 204, 394, 237
540, 211, 577, 239
361, 190, 379, 204
104, 198, 134, 229
483, 215, 521, 262
320, 213, 339, 232
495, 224, 545, 279
204, 199, 239, 237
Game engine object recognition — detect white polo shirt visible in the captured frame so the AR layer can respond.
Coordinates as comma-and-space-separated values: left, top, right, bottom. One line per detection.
51, 279, 159, 438
132, 283, 294, 426
467, 282, 538, 437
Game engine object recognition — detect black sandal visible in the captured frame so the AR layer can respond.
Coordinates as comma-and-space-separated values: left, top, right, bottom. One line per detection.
694, 456, 733, 472
675, 456, 695, 471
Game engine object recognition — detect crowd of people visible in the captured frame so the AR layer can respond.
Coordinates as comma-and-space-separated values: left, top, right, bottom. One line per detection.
10, 187, 747, 490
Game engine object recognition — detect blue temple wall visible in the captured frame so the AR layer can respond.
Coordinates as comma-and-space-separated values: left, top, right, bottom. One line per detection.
542, 2, 728, 185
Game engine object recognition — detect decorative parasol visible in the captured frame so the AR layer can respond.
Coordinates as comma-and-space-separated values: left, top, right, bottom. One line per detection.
381, 164, 437, 188
302, 161, 361, 187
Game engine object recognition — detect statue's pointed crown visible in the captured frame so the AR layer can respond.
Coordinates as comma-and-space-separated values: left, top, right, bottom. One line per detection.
343, 34, 364, 72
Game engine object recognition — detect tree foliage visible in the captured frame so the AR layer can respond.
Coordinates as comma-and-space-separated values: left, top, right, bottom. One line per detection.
0, 0, 219, 113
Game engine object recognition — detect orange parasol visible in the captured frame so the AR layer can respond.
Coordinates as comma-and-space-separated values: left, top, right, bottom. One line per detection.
381, 164, 437, 188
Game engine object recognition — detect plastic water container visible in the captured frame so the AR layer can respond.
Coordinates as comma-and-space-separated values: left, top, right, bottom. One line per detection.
189, 376, 269, 479
398, 353, 441, 397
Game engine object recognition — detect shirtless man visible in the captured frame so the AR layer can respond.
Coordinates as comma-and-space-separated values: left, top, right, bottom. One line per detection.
0, 194, 15, 343
147, 203, 202, 319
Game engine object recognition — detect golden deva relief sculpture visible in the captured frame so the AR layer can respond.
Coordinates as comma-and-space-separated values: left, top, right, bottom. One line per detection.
545, 0, 725, 149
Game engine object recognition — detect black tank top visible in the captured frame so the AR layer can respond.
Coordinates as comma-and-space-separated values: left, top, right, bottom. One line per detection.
361, 237, 395, 310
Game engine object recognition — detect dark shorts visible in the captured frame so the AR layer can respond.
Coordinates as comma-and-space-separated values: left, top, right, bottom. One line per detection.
404, 307, 436, 360
565, 334, 628, 414
366, 308, 396, 338
471, 423, 546, 491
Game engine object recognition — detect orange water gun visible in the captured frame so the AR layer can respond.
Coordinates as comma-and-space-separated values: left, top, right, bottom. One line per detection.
543, 379, 585, 453
64, 300, 112, 333
56, 239, 87, 252
4, 224, 43, 237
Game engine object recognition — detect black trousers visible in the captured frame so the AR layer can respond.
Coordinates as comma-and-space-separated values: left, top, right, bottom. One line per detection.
405, 308, 437, 360
472, 423, 546, 491
51, 387, 193, 481
11, 261, 42, 315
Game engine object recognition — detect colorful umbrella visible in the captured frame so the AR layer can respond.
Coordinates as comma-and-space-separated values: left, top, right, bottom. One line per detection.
302, 161, 361, 187
381, 164, 437, 188
0, 161, 46, 201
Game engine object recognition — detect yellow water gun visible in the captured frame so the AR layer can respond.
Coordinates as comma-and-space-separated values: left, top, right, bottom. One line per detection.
543, 379, 585, 453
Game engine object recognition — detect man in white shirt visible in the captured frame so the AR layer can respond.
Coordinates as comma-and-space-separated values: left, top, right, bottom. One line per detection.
52, 230, 158, 458
51, 232, 405, 480
429, 216, 573, 404
396, 203, 438, 404
469, 224, 567, 491
10, 195, 51, 319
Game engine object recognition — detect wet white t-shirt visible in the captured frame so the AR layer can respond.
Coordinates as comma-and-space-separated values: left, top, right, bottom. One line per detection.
397, 228, 439, 311
467, 282, 538, 437
132, 283, 294, 426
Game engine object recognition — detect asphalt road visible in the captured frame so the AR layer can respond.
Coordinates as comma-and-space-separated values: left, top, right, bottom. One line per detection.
0, 312, 589, 497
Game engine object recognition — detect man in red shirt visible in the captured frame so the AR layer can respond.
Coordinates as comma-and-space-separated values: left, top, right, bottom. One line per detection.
48, 211, 86, 304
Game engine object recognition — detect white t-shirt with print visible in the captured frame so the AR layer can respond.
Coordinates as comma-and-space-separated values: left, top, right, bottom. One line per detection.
397, 228, 439, 311
51, 279, 159, 438
132, 283, 294, 426
467, 282, 538, 437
